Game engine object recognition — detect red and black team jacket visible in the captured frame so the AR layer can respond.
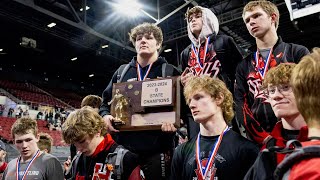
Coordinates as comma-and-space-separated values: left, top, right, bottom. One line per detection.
261, 122, 309, 164
244, 122, 308, 180
180, 33, 243, 139
65, 134, 144, 180
234, 37, 309, 144
277, 140, 320, 180
180, 33, 243, 94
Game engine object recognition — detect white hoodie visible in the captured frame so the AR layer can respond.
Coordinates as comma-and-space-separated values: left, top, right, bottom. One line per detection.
187, 6, 220, 48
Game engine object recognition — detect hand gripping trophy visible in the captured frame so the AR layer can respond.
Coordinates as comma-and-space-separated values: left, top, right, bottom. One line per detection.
108, 89, 128, 125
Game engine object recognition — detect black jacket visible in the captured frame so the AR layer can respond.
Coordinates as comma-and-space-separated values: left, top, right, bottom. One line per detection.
234, 37, 309, 144
65, 138, 139, 180
180, 33, 243, 93
180, 33, 243, 139
99, 57, 181, 154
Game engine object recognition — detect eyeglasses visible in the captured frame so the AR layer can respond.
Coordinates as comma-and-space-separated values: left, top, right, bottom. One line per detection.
263, 84, 292, 98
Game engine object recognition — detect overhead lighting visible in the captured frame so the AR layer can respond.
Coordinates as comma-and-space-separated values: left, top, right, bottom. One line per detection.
101, 44, 109, 48
89, 74, 94, 77
47, 22, 56, 28
0, 49, 3, 52
71, 57, 77, 61
80, 6, 90, 11
164, 49, 172, 52
113, 0, 141, 17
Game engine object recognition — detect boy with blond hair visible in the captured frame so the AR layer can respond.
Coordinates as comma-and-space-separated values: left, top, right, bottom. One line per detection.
0, 140, 7, 178
63, 107, 143, 180
276, 48, 320, 179
171, 76, 258, 180
2, 118, 63, 180
69, 94, 103, 160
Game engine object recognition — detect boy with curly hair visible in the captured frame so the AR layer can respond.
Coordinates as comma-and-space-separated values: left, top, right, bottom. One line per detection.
244, 63, 308, 179
171, 76, 258, 180
99, 22, 180, 179
63, 107, 144, 180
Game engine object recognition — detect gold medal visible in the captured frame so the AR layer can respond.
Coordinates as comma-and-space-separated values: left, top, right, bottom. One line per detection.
128, 84, 133, 89
107, 164, 113, 171
134, 90, 140, 95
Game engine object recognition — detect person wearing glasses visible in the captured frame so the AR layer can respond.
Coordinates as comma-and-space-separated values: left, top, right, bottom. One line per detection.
244, 63, 308, 179
278, 47, 320, 179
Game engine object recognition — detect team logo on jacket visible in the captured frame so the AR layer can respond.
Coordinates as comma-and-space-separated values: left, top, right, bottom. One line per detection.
247, 72, 263, 98
194, 159, 217, 180
188, 49, 221, 78
246, 72, 269, 102
92, 163, 113, 180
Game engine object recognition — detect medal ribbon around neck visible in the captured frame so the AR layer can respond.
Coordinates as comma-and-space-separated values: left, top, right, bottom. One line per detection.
16, 150, 41, 180
136, 62, 153, 81
195, 126, 230, 180
254, 48, 273, 79
191, 36, 210, 69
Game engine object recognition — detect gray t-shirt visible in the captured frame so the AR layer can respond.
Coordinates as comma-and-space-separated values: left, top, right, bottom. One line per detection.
2, 153, 64, 180
259, 48, 271, 62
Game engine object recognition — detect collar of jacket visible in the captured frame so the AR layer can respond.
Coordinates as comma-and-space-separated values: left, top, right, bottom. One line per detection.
269, 121, 309, 142
129, 56, 168, 67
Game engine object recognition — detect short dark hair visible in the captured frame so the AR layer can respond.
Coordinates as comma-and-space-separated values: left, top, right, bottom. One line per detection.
11, 117, 38, 139
38, 132, 53, 153
81, 95, 102, 108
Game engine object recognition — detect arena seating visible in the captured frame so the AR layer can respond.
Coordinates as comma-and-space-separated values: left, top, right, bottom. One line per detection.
0, 117, 66, 146
42, 87, 83, 108
0, 117, 16, 141
0, 79, 81, 109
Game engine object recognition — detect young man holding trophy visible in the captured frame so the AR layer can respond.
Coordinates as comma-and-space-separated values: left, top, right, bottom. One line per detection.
99, 22, 181, 180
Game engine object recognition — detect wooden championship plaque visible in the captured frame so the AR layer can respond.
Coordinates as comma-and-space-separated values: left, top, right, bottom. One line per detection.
109, 76, 181, 131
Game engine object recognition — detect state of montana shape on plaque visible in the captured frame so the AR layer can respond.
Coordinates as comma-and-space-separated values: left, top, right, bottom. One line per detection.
110, 76, 181, 131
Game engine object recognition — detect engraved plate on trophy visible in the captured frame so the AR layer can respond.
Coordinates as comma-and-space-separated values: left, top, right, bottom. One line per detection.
110, 76, 181, 131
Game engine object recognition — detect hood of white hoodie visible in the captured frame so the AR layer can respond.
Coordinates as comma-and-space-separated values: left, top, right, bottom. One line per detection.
187, 6, 219, 47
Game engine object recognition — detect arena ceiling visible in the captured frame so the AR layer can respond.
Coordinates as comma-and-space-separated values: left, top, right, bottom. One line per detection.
0, 0, 319, 94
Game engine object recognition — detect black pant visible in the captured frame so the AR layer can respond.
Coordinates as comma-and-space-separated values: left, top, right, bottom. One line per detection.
139, 151, 172, 180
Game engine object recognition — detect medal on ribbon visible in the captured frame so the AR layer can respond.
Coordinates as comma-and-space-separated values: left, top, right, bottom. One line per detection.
254, 49, 273, 79
16, 150, 41, 180
195, 126, 230, 180
137, 62, 153, 81
191, 37, 210, 69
